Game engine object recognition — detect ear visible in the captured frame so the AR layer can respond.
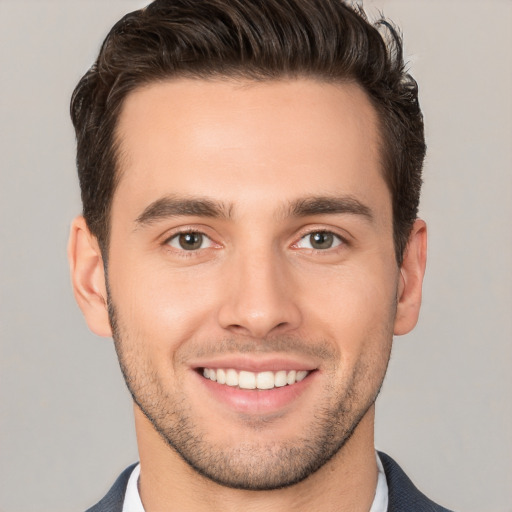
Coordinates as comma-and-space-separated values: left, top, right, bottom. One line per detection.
394, 219, 427, 336
68, 216, 112, 337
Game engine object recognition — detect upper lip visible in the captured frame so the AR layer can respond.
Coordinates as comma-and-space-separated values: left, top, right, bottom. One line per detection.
189, 355, 318, 373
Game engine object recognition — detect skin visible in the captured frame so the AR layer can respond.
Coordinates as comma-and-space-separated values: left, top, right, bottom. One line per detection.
69, 78, 427, 512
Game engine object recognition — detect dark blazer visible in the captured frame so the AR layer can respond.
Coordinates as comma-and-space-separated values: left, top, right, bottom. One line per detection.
86, 452, 454, 512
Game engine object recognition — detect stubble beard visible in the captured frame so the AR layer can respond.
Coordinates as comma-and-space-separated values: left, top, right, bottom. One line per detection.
108, 298, 394, 491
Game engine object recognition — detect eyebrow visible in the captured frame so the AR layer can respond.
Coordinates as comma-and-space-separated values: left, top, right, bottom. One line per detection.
135, 195, 232, 226
284, 195, 374, 221
134, 193, 373, 228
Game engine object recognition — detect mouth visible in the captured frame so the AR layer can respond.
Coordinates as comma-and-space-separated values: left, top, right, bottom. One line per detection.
191, 357, 319, 414
200, 367, 311, 390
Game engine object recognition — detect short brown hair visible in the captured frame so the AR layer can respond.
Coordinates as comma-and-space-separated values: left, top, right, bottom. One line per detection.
71, 0, 425, 264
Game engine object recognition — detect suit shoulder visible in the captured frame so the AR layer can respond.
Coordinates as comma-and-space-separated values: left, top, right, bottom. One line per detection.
378, 451, 455, 512
85, 463, 138, 512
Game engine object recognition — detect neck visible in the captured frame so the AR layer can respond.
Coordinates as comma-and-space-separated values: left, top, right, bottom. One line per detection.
135, 405, 379, 512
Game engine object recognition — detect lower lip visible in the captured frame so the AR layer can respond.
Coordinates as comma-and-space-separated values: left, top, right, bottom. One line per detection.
195, 371, 317, 415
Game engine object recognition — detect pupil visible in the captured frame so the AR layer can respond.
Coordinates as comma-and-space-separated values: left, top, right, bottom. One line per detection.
311, 232, 333, 249
179, 233, 202, 250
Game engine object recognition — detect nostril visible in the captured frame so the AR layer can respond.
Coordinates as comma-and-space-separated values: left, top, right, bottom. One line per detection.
226, 324, 250, 335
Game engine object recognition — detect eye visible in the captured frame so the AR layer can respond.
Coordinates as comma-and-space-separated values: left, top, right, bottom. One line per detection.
296, 231, 343, 250
166, 231, 213, 251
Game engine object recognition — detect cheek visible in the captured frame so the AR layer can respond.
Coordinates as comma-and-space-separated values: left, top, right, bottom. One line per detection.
108, 257, 224, 352
298, 261, 398, 355
305, 269, 396, 404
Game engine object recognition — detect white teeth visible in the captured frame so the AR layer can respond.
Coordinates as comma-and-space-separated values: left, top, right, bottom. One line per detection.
203, 368, 217, 381
202, 368, 310, 389
274, 370, 287, 387
256, 371, 274, 390
238, 371, 256, 389
296, 370, 308, 382
286, 370, 296, 385
216, 368, 226, 384
225, 369, 238, 387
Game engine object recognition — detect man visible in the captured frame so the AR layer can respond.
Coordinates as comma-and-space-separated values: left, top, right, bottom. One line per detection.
68, 0, 451, 510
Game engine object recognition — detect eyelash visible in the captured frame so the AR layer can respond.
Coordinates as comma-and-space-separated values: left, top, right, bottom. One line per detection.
293, 230, 347, 252
162, 227, 349, 256
163, 228, 218, 255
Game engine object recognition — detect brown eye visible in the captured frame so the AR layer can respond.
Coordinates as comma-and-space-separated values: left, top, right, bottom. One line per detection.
310, 232, 334, 249
167, 232, 211, 251
296, 231, 342, 250
179, 233, 203, 250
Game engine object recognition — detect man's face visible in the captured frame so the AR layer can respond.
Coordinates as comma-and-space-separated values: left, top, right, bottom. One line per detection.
105, 78, 400, 489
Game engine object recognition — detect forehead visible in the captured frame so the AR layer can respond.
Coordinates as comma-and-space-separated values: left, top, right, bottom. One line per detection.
113, 78, 388, 220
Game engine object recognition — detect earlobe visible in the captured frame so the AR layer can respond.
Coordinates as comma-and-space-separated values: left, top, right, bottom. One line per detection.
68, 216, 112, 337
394, 219, 427, 336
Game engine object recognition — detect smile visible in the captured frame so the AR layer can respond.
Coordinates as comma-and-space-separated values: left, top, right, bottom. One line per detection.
202, 368, 310, 390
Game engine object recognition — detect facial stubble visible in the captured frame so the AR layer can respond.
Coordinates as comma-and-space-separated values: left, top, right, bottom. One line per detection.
107, 293, 394, 491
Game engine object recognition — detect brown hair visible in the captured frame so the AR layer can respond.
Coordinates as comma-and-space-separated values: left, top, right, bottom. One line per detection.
71, 0, 425, 264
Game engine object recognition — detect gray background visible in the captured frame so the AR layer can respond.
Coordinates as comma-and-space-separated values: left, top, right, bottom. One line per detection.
1, 1, 510, 511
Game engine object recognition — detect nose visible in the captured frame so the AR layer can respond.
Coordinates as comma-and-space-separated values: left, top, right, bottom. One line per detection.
217, 249, 302, 339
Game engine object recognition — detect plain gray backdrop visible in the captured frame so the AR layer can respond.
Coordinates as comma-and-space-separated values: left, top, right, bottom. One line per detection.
1, 1, 511, 511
